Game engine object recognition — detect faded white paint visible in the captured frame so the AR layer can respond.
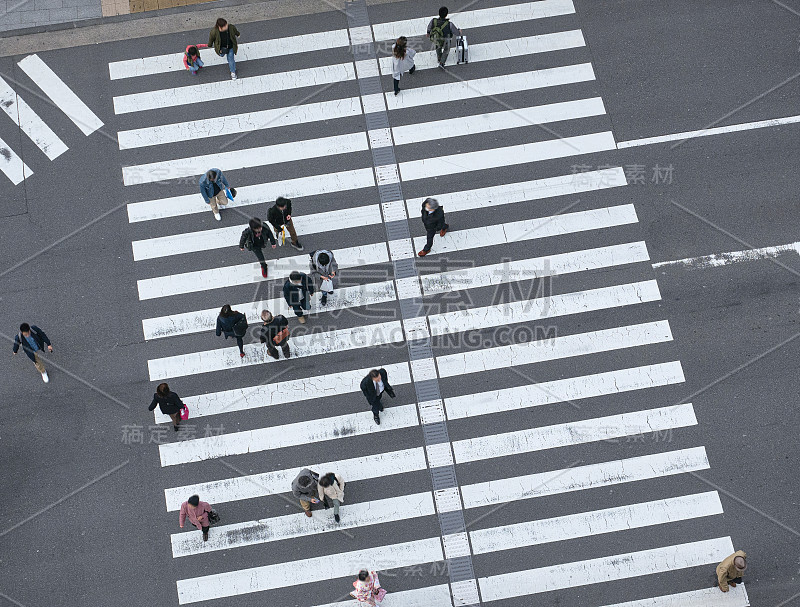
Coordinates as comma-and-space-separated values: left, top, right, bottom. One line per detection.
653, 243, 800, 269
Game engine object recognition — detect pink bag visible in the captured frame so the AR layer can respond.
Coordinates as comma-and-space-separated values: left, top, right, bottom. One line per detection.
180, 405, 189, 421
375, 588, 387, 603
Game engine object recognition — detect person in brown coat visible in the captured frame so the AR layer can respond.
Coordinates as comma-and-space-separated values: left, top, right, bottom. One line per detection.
716, 550, 747, 592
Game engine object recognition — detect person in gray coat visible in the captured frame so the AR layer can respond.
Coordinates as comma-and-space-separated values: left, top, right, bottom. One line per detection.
291, 469, 321, 517
309, 249, 339, 306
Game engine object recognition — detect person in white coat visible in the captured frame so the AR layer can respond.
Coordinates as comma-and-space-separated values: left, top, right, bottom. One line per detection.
318, 472, 345, 523
392, 36, 416, 95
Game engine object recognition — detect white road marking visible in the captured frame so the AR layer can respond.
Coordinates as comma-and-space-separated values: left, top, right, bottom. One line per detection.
113, 63, 355, 114
176, 537, 443, 604
392, 97, 606, 146
400, 131, 616, 180
144, 281, 396, 342
652, 242, 800, 269
446, 360, 685, 420
429, 280, 661, 336
461, 447, 711, 508
148, 319, 404, 381
164, 446, 425, 511
412, 204, 638, 255
160, 403, 418, 466
132, 205, 381, 261
452, 403, 695, 463
617, 113, 800, 148
137, 241, 388, 300
126, 168, 376, 222
386, 63, 595, 111
372, 0, 575, 41
405, 167, 627, 215
596, 585, 749, 607
312, 584, 454, 607
378, 30, 586, 75
421, 241, 651, 296
478, 537, 735, 602
122, 132, 368, 185
0, 136, 31, 185
108, 29, 351, 79
118, 97, 363, 149
172, 492, 435, 557
17, 55, 103, 136
470, 492, 723, 554
0, 75, 68, 160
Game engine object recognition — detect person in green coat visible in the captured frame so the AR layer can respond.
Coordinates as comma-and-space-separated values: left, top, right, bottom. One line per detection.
208, 18, 240, 79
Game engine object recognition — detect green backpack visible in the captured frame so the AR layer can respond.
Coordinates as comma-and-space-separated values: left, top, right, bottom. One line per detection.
429, 18, 450, 47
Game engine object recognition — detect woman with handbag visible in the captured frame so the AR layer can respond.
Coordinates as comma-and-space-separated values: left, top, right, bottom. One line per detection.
259, 310, 290, 359
309, 249, 339, 306
391, 36, 416, 95
215, 304, 248, 358
148, 382, 186, 432
351, 570, 386, 605
179, 495, 217, 542
318, 472, 345, 523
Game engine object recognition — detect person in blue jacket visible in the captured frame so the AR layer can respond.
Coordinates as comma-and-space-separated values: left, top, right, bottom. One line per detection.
199, 168, 233, 221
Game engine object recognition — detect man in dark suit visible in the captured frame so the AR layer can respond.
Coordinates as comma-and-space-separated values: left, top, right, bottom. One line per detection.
360, 368, 395, 425
12, 322, 53, 383
283, 271, 315, 324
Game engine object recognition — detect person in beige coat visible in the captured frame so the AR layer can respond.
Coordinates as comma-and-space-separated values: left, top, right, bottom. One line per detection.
716, 550, 747, 592
318, 472, 345, 523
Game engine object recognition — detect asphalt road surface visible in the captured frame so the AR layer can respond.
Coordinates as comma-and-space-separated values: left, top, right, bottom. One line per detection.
1, 1, 798, 606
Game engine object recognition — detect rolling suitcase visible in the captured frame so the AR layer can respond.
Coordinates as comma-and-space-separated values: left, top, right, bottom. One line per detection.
456, 35, 469, 64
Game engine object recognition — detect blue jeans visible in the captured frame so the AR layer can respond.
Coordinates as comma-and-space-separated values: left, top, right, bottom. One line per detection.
219, 48, 236, 73
188, 58, 204, 74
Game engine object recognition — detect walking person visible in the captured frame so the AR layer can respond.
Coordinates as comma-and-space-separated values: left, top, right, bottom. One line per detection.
216, 304, 248, 358
360, 368, 395, 425
148, 382, 185, 432
12, 322, 52, 383
208, 18, 240, 79
392, 36, 416, 95
283, 271, 315, 324
318, 472, 345, 523
240, 217, 276, 278
309, 249, 339, 306
266, 196, 303, 251
350, 570, 386, 605
179, 495, 213, 542
183, 43, 208, 75
417, 197, 449, 257
291, 469, 321, 517
427, 6, 462, 68
259, 310, 290, 359
716, 550, 747, 592
199, 168, 233, 221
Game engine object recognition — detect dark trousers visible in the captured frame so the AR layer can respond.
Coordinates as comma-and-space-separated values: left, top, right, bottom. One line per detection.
370, 393, 384, 416
266, 340, 290, 359
252, 246, 268, 269
423, 223, 449, 252
290, 298, 310, 318
201, 525, 209, 535
233, 335, 244, 354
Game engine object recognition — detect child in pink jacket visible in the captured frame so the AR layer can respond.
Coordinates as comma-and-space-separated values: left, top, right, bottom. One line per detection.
183, 44, 208, 75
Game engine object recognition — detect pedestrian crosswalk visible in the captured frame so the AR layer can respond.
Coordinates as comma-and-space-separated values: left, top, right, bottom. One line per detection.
113, 1, 747, 605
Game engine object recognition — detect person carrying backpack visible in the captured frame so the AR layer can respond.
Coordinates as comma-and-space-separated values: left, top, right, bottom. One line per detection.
427, 6, 462, 68
183, 44, 208, 75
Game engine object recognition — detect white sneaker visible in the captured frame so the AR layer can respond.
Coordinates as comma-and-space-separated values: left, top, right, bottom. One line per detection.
213, 211, 222, 221
231, 72, 237, 80
41, 371, 49, 383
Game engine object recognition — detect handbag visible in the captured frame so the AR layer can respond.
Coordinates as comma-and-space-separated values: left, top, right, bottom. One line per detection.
208, 510, 220, 524
233, 316, 248, 337
179, 405, 189, 421
375, 588, 387, 602
272, 328, 289, 345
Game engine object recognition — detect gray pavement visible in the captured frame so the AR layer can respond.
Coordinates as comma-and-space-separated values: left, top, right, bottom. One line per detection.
1, 1, 799, 607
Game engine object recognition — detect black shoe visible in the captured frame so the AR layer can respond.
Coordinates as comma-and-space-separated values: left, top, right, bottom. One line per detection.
321, 293, 328, 306
291, 241, 304, 251
373, 415, 381, 425
394, 89, 400, 96
334, 514, 340, 523
409, 65, 416, 74
173, 425, 180, 432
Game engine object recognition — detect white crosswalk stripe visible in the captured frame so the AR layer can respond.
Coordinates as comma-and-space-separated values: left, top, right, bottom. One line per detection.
18, 55, 103, 135
0, 136, 32, 185
126, 168, 376, 222
0, 75, 68, 160
478, 537, 737, 602
110, 3, 735, 604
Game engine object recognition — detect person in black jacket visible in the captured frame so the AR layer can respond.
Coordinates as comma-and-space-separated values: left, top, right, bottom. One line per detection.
266, 197, 303, 250
417, 197, 449, 257
283, 271, 314, 324
216, 304, 248, 358
259, 310, 290, 359
239, 217, 276, 278
148, 382, 185, 431
12, 322, 53, 383
360, 368, 395, 425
